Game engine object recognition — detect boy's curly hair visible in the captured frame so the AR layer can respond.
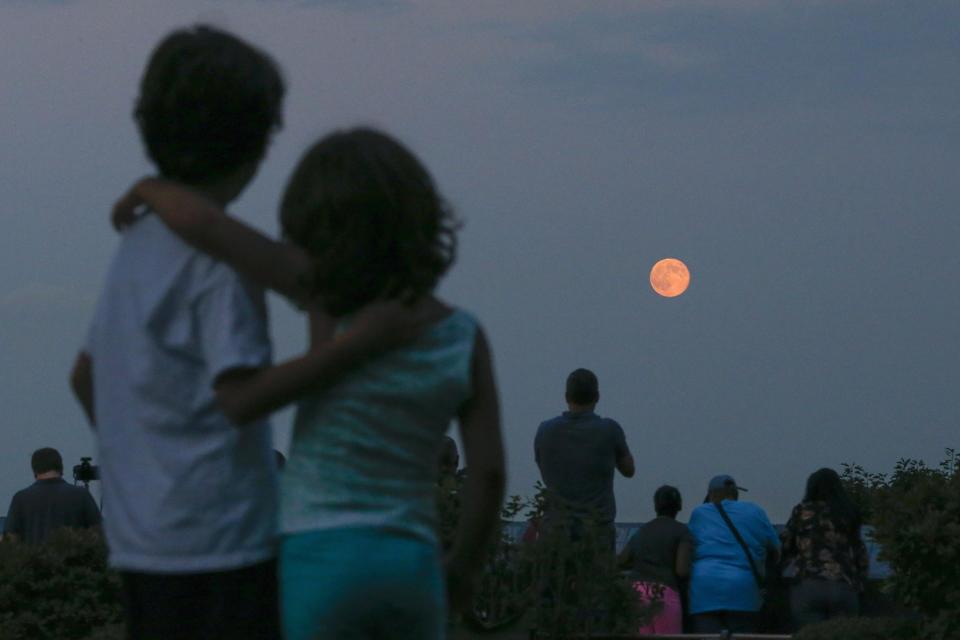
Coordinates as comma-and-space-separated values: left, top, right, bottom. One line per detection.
135, 25, 284, 184
280, 128, 458, 316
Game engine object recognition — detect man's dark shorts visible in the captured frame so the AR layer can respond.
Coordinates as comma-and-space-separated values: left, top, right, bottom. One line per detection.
120, 558, 279, 640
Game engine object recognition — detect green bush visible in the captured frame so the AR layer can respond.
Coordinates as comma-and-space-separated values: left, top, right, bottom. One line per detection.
438, 478, 652, 637
842, 449, 960, 640
81, 624, 124, 640
793, 616, 919, 640
0, 528, 123, 640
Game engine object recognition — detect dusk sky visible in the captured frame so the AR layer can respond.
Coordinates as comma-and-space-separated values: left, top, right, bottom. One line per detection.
1, 0, 958, 524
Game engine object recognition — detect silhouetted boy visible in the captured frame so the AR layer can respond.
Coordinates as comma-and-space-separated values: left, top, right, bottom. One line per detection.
69, 26, 285, 639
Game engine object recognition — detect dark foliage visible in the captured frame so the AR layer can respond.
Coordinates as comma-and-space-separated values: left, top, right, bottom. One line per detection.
0, 528, 122, 640
438, 477, 652, 637
842, 449, 960, 640
793, 616, 920, 640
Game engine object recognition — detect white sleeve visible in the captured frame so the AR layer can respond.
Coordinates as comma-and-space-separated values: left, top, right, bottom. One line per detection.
195, 272, 272, 386
82, 291, 108, 355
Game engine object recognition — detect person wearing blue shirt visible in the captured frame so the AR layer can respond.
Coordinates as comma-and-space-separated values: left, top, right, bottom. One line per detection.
687, 475, 780, 634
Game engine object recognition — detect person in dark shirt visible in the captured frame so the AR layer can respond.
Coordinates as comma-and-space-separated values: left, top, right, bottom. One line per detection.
780, 468, 869, 629
618, 485, 692, 634
534, 368, 634, 549
3, 447, 101, 544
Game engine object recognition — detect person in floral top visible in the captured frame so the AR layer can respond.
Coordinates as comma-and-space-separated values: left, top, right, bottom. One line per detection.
780, 468, 869, 629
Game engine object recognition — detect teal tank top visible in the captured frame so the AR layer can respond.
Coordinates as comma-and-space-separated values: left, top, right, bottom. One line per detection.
280, 309, 477, 544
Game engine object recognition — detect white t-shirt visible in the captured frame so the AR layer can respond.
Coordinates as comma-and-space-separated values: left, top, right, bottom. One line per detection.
85, 215, 276, 573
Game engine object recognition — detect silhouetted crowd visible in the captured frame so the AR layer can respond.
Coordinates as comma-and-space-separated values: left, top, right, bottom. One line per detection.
527, 368, 870, 635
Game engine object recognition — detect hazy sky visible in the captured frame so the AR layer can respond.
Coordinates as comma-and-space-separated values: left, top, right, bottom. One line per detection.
1, 0, 958, 523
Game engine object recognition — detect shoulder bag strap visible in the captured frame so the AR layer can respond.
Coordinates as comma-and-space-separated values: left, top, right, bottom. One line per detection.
714, 501, 764, 589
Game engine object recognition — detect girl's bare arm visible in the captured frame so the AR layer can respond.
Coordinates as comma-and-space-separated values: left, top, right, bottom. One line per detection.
214, 303, 426, 426
447, 328, 507, 610
214, 335, 366, 426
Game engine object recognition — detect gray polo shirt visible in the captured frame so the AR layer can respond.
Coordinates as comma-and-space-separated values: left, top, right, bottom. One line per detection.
534, 410, 629, 524
4, 478, 101, 544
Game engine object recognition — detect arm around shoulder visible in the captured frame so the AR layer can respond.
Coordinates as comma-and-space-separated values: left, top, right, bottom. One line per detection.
213, 301, 436, 426
213, 332, 376, 426
121, 178, 315, 305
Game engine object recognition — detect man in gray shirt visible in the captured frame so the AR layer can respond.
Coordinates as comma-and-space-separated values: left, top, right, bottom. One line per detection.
3, 448, 101, 544
534, 368, 635, 545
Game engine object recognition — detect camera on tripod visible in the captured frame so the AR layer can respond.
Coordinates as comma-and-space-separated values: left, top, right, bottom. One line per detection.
73, 457, 100, 484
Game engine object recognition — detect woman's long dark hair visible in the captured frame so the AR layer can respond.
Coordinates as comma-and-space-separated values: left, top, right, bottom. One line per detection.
280, 127, 458, 316
804, 467, 862, 536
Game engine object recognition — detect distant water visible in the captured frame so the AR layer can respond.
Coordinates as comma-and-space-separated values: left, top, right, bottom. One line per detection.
0, 513, 891, 580
502, 521, 892, 580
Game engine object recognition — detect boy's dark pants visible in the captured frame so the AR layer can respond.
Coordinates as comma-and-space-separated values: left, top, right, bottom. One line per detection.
120, 559, 280, 640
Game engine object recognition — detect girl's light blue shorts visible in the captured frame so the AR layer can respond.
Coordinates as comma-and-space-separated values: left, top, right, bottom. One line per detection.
280, 527, 447, 640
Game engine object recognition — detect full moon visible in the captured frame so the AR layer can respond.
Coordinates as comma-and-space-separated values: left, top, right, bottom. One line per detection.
650, 258, 690, 298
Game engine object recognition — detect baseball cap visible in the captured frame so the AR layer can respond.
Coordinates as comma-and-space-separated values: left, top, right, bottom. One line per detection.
707, 474, 748, 492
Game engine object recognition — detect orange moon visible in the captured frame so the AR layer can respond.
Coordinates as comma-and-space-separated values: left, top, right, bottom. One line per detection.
650, 258, 690, 298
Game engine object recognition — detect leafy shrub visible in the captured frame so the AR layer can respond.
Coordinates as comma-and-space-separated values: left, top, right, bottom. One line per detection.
842, 449, 960, 640
0, 528, 123, 640
521, 512, 648, 638
439, 478, 651, 637
793, 616, 919, 640
81, 624, 124, 640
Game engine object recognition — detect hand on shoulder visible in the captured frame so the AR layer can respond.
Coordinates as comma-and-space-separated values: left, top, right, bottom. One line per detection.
331, 296, 452, 358
112, 176, 158, 231
112, 176, 222, 235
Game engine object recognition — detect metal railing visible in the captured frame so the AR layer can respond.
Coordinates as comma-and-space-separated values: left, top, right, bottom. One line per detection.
531, 635, 792, 639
